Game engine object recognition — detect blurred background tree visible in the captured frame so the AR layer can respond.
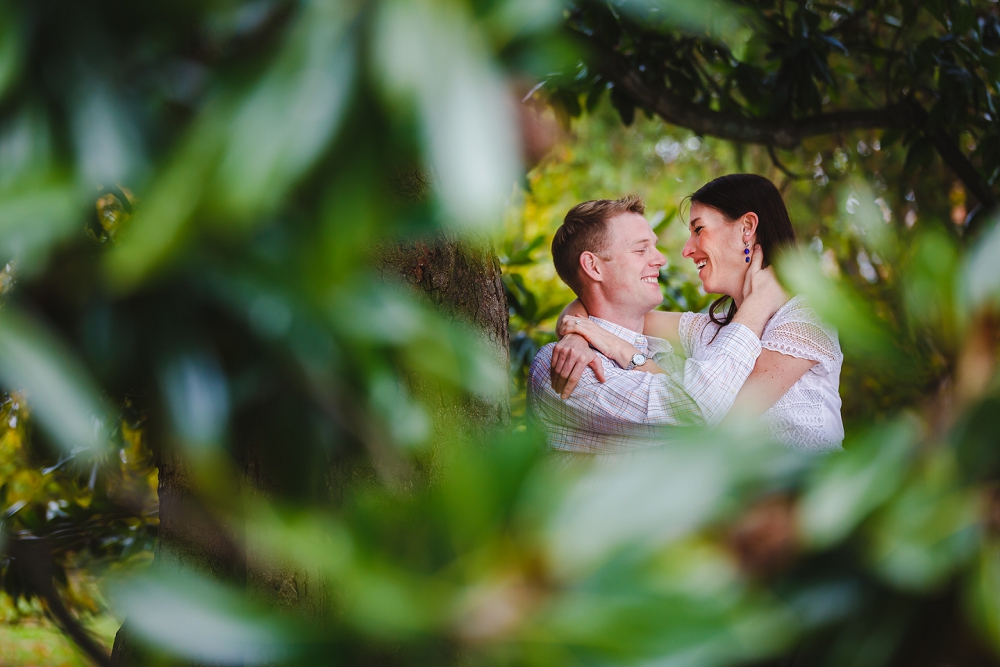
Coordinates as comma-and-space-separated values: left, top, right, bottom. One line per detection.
0, 1, 999, 667
549, 0, 1000, 231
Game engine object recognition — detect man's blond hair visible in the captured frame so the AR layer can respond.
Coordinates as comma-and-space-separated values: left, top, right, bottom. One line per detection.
551, 194, 646, 294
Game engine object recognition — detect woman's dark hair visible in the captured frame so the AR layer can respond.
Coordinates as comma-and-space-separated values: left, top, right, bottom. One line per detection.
689, 174, 796, 327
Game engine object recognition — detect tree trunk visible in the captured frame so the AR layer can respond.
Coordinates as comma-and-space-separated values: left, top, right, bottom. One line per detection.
111, 443, 247, 667
375, 235, 511, 430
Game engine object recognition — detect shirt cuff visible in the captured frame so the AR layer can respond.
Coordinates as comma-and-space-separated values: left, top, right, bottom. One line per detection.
713, 322, 762, 368
646, 335, 674, 361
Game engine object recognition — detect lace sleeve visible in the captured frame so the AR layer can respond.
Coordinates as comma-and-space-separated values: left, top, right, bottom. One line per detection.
761, 296, 843, 375
678, 312, 712, 358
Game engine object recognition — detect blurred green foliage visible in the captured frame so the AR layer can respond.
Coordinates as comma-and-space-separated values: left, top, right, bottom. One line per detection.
0, 616, 119, 667
0, 1, 999, 666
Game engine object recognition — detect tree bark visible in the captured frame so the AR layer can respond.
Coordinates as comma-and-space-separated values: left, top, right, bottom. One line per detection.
375, 236, 511, 430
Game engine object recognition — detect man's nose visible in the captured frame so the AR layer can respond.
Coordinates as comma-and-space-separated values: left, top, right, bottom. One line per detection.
651, 248, 666, 268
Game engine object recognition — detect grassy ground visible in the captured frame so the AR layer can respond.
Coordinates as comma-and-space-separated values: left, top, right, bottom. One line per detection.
0, 616, 118, 667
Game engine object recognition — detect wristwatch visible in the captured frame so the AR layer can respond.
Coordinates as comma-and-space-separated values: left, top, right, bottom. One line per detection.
626, 353, 647, 370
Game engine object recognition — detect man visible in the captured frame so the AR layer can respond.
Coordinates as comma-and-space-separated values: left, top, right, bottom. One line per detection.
527, 195, 785, 455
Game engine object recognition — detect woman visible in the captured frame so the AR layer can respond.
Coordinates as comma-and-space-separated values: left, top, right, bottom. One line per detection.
553, 174, 844, 451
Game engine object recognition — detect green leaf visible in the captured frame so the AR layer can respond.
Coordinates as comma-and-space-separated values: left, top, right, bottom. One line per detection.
902, 228, 959, 339
554, 89, 582, 118
617, 0, 738, 38
819, 34, 849, 55
838, 180, 895, 256
374, 0, 522, 231
965, 540, 1000, 654
961, 211, 1000, 312
212, 1, 358, 222
0, 1, 24, 102
585, 81, 606, 112
0, 306, 107, 455
880, 127, 903, 147
0, 183, 81, 273
777, 249, 906, 369
866, 453, 980, 592
610, 85, 636, 126
799, 419, 918, 549
110, 568, 291, 664
103, 105, 226, 289
71, 81, 147, 188
546, 433, 794, 578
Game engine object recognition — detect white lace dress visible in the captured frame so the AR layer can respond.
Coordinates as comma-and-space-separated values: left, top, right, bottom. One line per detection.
678, 296, 844, 451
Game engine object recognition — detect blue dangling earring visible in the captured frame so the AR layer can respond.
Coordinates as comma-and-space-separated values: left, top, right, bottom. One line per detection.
744, 238, 750, 263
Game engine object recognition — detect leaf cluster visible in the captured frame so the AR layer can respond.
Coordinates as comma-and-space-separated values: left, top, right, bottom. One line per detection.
547, 0, 1000, 226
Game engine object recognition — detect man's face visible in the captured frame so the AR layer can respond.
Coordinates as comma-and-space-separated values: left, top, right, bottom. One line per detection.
595, 212, 666, 314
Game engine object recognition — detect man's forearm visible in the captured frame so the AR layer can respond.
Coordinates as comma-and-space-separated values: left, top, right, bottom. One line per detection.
552, 323, 761, 432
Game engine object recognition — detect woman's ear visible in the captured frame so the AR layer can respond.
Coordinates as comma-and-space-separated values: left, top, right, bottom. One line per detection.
742, 212, 759, 244
579, 251, 603, 282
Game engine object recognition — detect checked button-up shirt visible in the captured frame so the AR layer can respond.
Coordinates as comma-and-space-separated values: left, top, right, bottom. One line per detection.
527, 316, 761, 455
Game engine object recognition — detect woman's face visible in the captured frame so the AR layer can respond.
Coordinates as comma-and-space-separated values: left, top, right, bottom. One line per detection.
681, 203, 754, 298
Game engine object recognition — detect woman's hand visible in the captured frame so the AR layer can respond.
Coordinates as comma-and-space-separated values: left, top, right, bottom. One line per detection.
559, 317, 638, 368
733, 245, 789, 337
550, 334, 605, 399
556, 298, 590, 336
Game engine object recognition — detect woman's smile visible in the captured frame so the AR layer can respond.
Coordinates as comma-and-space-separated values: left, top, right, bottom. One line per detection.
682, 203, 752, 299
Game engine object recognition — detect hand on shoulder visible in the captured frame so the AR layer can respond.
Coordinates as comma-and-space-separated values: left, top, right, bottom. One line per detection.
733, 245, 789, 337
550, 333, 606, 399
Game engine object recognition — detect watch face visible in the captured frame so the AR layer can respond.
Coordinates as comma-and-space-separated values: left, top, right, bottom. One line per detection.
633, 353, 646, 366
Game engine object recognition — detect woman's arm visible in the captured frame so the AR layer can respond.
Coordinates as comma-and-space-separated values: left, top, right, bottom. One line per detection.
551, 313, 668, 399
725, 350, 817, 421
557, 317, 641, 369
642, 310, 683, 345
556, 298, 590, 332
560, 299, 683, 345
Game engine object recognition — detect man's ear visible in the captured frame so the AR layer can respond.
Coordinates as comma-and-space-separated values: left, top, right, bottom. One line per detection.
579, 251, 603, 282
742, 212, 759, 244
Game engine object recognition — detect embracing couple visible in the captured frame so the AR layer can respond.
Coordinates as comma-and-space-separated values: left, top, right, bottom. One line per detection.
528, 174, 844, 457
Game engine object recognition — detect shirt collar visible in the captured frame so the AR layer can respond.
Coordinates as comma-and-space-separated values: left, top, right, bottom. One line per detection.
589, 316, 648, 353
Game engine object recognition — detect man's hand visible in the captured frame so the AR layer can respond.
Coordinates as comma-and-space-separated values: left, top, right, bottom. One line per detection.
550, 333, 606, 399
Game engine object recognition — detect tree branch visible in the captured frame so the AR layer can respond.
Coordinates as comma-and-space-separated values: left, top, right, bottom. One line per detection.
926, 127, 998, 215
589, 43, 999, 228
594, 46, 911, 149
767, 145, 809, 180
8, 536, 112, 667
